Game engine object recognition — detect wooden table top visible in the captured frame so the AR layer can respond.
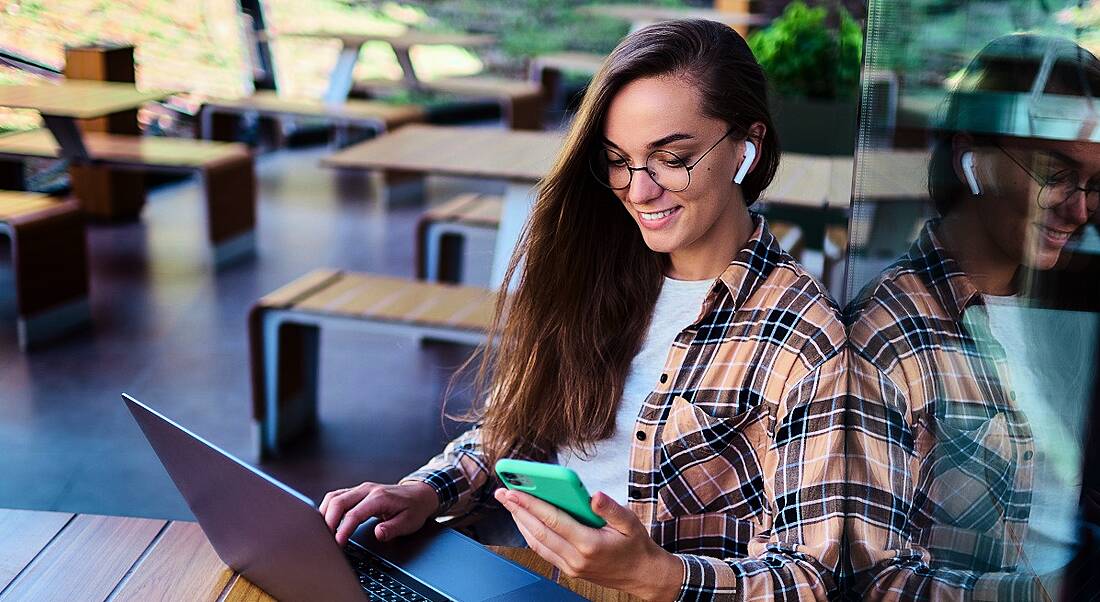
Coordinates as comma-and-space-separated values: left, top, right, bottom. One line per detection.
0, 80, 172, 119
322, 124, 563, 183
279, 30, 497, 50
578, 4, 769, 27
763, 150, 929, 209
0, 508, 635, 601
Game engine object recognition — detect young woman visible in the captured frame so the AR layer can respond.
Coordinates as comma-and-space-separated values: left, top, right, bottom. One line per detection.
322, 19, 848, 601
845, 34, 1100, 600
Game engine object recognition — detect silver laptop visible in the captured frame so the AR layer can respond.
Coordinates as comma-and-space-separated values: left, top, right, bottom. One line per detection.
122, 394, 584, 602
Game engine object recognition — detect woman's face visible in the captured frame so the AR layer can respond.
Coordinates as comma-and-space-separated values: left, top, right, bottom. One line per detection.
965, 136, 1098, 270
601, 75, 752, 259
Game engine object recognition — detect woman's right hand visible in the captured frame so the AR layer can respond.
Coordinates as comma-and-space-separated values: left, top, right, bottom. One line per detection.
319, 481, 439, 547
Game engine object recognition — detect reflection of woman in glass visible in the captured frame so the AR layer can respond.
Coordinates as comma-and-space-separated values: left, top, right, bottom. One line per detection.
322, 20, 849, 600
847, 34, 1100, 600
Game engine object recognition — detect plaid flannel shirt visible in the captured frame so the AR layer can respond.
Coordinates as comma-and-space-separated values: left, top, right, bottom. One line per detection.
844, 221, 1041, 601
403, 216, 849, 601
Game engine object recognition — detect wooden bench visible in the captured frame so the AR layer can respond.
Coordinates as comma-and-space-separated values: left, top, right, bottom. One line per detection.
422, 77, 545, 130
359, 76, 545, 131
198, 90, 426, 146
416, 193, 502, 284
0, 191, 90, 349
0, 129, 256, 265
248, 269, 496, 456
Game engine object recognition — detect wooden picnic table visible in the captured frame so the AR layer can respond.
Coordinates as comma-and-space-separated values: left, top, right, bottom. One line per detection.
0, 508, 637, 601
0, 80, 172, 162
578, 3, 769, 32
324, 125, 561, 286
278, 30, 497, 103
322, 124, 559, 183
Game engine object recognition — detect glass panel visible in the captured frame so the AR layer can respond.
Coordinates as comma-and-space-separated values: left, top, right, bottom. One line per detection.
845, 2, 1100, 599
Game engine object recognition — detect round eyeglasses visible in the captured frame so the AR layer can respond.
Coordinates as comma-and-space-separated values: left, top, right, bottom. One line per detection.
997, 144, 1100, 214
590, 128, 736, 193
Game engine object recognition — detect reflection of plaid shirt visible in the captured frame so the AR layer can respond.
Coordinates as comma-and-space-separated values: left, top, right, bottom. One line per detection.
845, 221, 1040, 601
403, 216, 849, 601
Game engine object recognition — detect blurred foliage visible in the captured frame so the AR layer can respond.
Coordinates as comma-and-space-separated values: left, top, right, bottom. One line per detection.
747, 1, 863, 100
367, 0, 671, 65
877, 1, 1089, 90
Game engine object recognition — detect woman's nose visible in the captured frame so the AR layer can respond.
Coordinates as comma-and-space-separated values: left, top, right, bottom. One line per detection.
627, 168, 663, 205
1058, 188, 1092, 225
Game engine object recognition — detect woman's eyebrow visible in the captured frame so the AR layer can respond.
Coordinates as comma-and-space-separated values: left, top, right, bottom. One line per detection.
1042, 150, 1082, 169
601, 132, 697, 151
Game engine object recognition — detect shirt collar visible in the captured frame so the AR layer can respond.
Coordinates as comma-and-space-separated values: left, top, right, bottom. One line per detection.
715, 214, 786, 311
906, 220, 984, 320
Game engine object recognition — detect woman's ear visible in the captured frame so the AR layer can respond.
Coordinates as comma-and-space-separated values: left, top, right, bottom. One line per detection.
952, 134, 982, 196
733, 141, 756, 184
733, 123, 766, 185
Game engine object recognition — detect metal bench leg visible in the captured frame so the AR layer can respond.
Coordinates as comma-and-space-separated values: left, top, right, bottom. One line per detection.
203, 157, 257, 267
258, 314, 321, 458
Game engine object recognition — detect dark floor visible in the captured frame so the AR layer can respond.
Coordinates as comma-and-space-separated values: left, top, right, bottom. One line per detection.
0, 145, 500, 521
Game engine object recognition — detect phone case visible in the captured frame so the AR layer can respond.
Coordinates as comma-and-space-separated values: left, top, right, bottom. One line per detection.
495, 458, 607, 528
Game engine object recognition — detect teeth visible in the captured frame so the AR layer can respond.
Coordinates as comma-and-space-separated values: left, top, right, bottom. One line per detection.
1040, 225, 1070, 240
641, 207, 677, 221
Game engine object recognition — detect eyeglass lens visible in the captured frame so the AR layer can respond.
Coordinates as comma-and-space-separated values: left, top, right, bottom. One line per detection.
596, 149, 692, 192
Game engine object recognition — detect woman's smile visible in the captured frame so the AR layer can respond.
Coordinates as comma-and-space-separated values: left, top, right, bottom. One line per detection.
637, 205, 683, 229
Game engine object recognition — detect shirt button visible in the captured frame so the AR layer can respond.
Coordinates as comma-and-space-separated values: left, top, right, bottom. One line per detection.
1024, 450, 1033, 461
659, 373, 668, 384
1010, 391, 1017, 401
636, 430, 646, 441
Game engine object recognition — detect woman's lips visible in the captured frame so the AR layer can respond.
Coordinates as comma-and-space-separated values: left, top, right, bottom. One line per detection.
638, 206, 682, 230
1034, 222, 1074, 247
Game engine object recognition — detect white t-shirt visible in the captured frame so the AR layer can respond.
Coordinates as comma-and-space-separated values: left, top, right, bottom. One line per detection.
977, 295, 1097, 576
558, 276, 715, 504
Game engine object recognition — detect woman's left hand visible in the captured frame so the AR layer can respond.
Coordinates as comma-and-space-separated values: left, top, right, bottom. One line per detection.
493, 488, 684, 601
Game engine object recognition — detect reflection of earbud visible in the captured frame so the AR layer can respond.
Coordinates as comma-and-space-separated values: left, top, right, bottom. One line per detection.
733, 140, 756, 185
961, 151, 982, 196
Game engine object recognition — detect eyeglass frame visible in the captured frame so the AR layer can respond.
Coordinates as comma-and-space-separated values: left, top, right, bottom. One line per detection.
994, 143, 1100, 214
591, 127, 739, 193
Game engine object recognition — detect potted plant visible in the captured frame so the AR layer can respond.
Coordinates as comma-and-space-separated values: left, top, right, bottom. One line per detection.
748, 1, 864, 155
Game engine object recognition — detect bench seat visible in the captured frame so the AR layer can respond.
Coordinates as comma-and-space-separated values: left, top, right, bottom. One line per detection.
416, 193, 502, 283
248, 269, 497, 456
0, 129, 256, 265
359, 76, 545, 130
198, 90, 426, 143
0, 191, 90, 349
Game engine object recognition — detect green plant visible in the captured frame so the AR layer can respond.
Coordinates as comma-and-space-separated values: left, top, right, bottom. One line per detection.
748, 1, 863, 100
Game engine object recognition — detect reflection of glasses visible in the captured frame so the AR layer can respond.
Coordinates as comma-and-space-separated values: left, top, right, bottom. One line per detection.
590, 128, 736, 193
996, 144, 1100, 214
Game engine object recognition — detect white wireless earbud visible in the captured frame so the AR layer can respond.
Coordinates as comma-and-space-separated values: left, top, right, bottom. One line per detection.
961, 151, 982, 196
733, 140, 757, 185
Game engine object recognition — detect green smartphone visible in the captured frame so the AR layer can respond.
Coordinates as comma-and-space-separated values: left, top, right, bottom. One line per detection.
495, 458, 607, 528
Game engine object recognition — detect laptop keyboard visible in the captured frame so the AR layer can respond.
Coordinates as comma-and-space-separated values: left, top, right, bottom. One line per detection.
349, 552, 441, 601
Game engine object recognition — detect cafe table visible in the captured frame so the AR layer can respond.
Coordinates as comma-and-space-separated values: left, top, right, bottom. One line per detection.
578, 3, 769, 32
0, 80, 172, 162
0, 507, 638, 601
277, 30, 496, 104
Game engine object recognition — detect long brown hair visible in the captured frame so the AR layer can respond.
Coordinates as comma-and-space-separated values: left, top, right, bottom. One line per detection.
460, 19, 780, 468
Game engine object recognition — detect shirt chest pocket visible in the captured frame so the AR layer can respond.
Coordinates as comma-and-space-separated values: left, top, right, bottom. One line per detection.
913, 412, 1024, 533
654, 395, 770, 522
